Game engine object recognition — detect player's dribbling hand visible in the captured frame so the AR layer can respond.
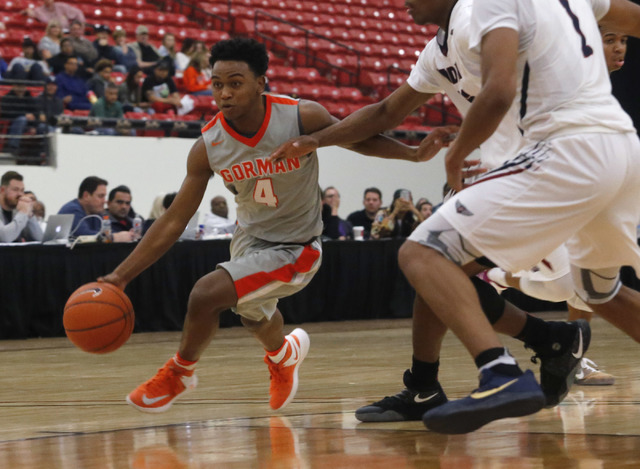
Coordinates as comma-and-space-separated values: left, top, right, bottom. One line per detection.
415, 125, 460, 162
97, 273, 127, 291
269, 136, 319, 162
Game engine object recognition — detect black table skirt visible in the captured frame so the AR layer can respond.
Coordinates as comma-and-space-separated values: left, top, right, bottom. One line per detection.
3, 239, 628, 340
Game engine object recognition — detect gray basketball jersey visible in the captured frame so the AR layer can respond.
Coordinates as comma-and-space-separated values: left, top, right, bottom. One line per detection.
201, 94, 323, 243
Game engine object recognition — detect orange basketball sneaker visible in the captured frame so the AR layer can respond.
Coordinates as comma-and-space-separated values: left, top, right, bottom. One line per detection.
126, 356, 198, 413
264, 328, 310, 410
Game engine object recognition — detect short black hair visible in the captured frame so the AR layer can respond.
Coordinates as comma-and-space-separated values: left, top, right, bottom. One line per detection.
108, 185, 131, 202
162, 192, 177, 209
363, 187, 381, 199
78, 176, 108, 199
209, 37, 269, 77
1, 171, 23, 187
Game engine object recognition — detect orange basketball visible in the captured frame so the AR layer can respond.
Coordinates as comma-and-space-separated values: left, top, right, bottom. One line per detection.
64, 282, 135, 354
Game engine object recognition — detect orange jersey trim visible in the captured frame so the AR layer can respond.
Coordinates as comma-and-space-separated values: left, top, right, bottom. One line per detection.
234, 243, 320, 299
201, 113, 221, 133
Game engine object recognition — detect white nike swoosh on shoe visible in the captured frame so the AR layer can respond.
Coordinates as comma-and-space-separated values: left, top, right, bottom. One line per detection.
142, 394, 170, 405
283, 338, 300, 367
414, 392, 440, 403
572, 329, 583, 359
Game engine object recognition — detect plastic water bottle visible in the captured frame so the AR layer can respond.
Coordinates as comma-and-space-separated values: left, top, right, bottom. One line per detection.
99, 215, 112, 243
196, 224, 205, 240
132, 215, 143, 241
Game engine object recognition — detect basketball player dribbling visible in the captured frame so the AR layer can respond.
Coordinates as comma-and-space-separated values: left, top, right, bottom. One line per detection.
98, 37, 443, 413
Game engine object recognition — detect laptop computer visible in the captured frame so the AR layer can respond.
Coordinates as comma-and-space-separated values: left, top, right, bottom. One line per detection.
179, 211, 200, 240
42, 214, 74, 244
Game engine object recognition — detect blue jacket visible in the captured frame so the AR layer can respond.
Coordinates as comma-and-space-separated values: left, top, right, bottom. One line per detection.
58, 199, 102, 236
55, 72, 91, 110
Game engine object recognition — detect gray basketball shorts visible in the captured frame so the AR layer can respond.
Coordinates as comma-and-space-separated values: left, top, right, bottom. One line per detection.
217, 226, 322, 321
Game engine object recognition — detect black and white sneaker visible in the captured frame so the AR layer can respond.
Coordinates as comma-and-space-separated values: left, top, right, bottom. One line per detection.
355, 370, 448, 422
529, 319, 591, 408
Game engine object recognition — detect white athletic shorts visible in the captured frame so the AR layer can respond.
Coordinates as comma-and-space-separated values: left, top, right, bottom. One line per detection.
514, 244, 570, 281
218, 226, 322, 321
415, 132, 640, 274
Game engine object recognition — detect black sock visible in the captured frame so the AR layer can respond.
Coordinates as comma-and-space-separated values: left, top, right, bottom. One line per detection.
475, 347, 522, 377
410, 356, 440, 390
517, 316, 575, 355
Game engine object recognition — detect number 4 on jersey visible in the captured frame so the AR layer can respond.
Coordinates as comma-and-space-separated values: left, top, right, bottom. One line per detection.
254, 178, 279, 207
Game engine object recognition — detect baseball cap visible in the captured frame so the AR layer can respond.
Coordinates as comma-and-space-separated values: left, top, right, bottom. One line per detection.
135, 25, 149, 35
95, 24, 111, 34
45, 76, 56, 84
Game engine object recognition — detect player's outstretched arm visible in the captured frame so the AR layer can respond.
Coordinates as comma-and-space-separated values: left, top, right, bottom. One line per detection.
269, 84, 433, 161
99, 138, 213, 289
601, 0, 640, 38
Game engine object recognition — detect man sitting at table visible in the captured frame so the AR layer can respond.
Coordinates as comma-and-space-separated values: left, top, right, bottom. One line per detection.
58, 175, 107, 236
0, 171, 43, 243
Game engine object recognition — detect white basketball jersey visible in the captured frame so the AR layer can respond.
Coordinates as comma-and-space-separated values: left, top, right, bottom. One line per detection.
201, 94, 323, 243
470, 0, 635, 141
408, 0, 523, 169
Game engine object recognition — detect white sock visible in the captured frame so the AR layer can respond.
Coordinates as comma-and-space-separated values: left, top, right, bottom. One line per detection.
267, 339, 289, 364
487, 268, 508, 287
478, 349, 517, 374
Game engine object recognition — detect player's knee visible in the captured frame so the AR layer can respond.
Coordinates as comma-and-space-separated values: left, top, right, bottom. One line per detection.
471, 276, 505, 324
570, 265, 621, 305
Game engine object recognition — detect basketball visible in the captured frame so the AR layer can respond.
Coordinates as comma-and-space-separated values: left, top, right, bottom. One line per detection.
64, 282, 135, 354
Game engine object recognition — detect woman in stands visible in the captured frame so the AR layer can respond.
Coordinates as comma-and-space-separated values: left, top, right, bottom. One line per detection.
182, 51, 212, 96
118, 64, 150, 114
113, 29, 138, 72
38, 19, 63, 60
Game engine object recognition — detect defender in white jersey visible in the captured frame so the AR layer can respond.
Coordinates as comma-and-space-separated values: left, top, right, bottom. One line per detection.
98, 38, 422, 414
270, 0, 620, 423
403, 0, 640, 433
272, 0, 640, 433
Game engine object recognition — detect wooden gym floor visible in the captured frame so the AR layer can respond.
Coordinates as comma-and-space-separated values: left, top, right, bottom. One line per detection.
1, 314, 639, 468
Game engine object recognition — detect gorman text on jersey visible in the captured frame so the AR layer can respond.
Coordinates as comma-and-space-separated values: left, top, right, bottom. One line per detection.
219, 156, 301, 183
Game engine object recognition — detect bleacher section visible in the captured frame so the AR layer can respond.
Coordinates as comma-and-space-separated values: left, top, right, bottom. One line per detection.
0, 0, 461, 141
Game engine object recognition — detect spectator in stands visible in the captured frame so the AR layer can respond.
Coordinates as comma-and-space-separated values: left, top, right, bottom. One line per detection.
34, 76, 63, 150
58, 176, 107, 236
5, 37, 49, 81
90, 82, 127, 135
183, 51, 213, 96
175, 37, 196, 75
370, 189, 424, 239
0, 51, 7, 79
129, 25, 162, 73
48, 37, 85, 77
21, 0, 85, 29
56, 56, 91, 111
416, 199, 433, 221
203, 195, 236, 234
113, 29, 138, 72
141, 61, 181, 114
0, 83, 41, 155
158, 33, 177, 61
321, 186, 353, 240
106, 185, 136, 242
87, 58, 114, 99
0, 171, 43, 242
68, 20, 97, 72
38, 19, 63, 60
92, 25, 120, 70
118, 64, 149, 113
143, 191, 175, 234
347, 187, 382, 240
